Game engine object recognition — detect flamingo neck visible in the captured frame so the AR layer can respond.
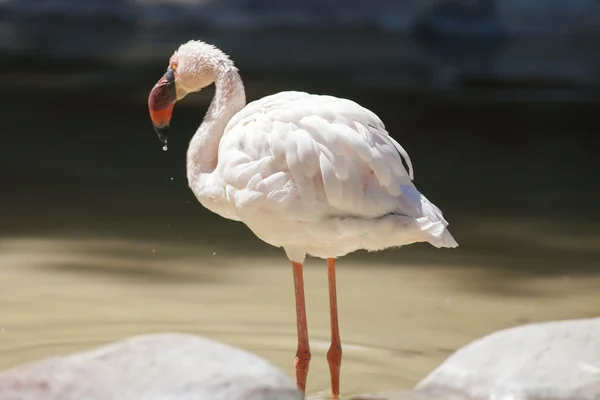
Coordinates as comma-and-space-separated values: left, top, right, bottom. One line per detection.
186, 64, 246, 184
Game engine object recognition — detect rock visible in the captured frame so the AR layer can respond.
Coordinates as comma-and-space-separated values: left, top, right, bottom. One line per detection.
351, 318, 600, 400
0, 333, 302, 400
414, 317, 600, 400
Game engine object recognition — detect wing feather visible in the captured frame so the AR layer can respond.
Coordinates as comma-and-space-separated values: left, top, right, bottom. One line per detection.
220, 91, 415, 218
294, 128, 320, 178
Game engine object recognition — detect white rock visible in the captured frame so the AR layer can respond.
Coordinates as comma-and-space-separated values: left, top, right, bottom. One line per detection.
0, 333, 302, 400
415, 318, 600, 400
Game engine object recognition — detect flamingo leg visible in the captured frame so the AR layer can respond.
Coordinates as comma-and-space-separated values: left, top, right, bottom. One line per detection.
327, 258, 342, 399
292, 261, 311, 393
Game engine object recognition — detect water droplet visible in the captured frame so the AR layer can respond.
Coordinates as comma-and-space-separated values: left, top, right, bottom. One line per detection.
162, 145, 168, 151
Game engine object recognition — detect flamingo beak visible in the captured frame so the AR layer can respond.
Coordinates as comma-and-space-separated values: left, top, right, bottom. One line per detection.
148, 67, 176, 145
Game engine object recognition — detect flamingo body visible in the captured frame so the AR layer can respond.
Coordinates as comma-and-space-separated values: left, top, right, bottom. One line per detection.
193, 91, 457, 263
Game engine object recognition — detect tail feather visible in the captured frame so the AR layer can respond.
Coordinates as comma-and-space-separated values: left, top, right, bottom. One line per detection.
396, 185, 458, 248
432, 229, 459, 248
415, 194, 458, 248
413, 217, 458, 248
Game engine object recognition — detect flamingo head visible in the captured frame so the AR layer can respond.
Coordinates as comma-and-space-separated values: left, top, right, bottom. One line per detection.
148, 40, 231, 145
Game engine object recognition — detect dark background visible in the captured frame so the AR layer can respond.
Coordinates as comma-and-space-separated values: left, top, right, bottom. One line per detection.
1, 0, 599, 278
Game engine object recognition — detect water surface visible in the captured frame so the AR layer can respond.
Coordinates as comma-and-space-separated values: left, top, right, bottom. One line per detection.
0, 95, 598, 398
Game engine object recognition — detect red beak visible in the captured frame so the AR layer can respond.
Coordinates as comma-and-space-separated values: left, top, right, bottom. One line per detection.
148, 67, 176, 144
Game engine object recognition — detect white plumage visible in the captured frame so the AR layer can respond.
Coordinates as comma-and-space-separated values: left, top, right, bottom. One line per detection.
213, 91, 457, 263
148, 39, 458, 397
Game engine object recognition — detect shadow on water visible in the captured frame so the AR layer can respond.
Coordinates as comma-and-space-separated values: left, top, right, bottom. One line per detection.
2, 92, 598, 270
3, 236, 232, 285
39, 253, 226, 286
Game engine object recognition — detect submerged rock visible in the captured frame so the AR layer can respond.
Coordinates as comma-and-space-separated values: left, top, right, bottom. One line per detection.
0, 333, 302, 400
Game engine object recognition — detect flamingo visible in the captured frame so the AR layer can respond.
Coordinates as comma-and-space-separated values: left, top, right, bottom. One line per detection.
147, 40, 458, 398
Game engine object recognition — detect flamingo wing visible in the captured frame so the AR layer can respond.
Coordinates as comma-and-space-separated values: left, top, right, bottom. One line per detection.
217, 91, 418, 220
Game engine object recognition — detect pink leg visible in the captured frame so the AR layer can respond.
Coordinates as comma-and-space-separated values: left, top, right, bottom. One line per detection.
292, 261, 311, 393
327, 258, 342, 399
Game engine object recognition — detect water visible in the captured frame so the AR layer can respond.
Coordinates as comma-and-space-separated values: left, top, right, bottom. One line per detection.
1, 236, 598, 398
0, 94, 598, 398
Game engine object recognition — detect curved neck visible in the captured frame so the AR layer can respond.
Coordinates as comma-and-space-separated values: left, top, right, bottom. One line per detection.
186, 64, 246, 184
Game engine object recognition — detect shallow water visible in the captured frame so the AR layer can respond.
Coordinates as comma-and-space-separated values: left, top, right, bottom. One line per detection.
1, 234, 599, 398
0, 95, 599, 398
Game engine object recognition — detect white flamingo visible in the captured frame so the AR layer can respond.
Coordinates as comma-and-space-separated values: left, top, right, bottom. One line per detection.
147, 40, 458, 398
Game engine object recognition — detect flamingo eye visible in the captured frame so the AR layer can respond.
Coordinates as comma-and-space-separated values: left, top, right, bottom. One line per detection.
169, 57, 178, 71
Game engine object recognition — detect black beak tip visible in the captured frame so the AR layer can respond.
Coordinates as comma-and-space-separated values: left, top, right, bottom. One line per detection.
154, 125, 169, 145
